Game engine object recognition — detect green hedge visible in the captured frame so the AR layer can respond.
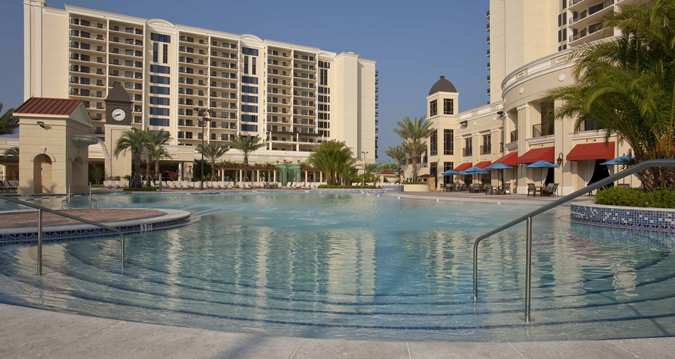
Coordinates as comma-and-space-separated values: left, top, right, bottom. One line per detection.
318, 185, 380, 189
596, 187, 675, 208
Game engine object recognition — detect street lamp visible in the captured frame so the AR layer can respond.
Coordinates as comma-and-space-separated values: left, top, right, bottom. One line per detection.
195, 107, 215, 190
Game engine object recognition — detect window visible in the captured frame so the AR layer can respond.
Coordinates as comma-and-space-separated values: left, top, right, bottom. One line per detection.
149, 118, 170, 126
252, 57, 256, 75
163, 44, 168, 64
241, 95, 257, 103
150, 75, 170, 84
243, 56, 249, 74
241, 114, 257, 122
320, 69, 328, 86
443, 162, 454, 185
430, 100, 437, 117
443, 129, 454, 155
430, 130, 437, 156
150, 86, 170, 94
481, 134, 492, 154
241, 124, 257, 132
150, 64, 170, 74
152, 43, 158, 62
150, 107, 170, 116
241, 104, 257, 113
443, 99, 454, 115
241, 85, 258, 94
242, 47, 258, 56
150, 97, 170, 105
464, 137, 472, 156
241, 76, 258, 84
151, 33, 171, 43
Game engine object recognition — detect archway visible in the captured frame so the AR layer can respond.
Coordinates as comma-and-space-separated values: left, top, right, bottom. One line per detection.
33, 154, 53, 194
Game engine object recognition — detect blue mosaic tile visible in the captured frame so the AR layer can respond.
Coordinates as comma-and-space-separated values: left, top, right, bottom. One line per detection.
571, 204, 675, 234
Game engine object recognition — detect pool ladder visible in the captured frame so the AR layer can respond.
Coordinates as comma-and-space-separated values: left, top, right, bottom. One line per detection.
472, 159, 675, 323
0, 196, 126, 275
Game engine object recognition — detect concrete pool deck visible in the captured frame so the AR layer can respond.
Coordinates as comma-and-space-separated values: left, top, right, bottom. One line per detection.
1, 304, 674, 359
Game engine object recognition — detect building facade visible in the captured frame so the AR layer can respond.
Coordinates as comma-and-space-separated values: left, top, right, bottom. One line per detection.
23, 0, 377, 167
418, 0, 644, 194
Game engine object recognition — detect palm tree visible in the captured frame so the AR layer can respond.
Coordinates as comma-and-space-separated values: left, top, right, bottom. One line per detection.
361, 163, 379, 187
3, 146, 19, 161
308, 140, 355, 185
394, 117, 434, 182
145, 130, 171, 184
196, 142, 229, 181
550, 0, 675, 189
229, 135, 265, 180
114, 127, 148, 189
385, 145, 407, 182
0, 103, 18, 135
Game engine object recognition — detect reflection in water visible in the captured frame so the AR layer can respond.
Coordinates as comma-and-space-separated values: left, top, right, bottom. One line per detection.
0, 192, 674, 341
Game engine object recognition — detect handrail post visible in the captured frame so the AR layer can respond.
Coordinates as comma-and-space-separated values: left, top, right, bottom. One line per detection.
37, 209, 43, 276
473, 240, 479, 302
525, 216, 533, 323
120, 235, 126, 270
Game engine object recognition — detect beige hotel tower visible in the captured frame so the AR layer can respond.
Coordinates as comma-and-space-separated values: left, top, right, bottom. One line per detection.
23, 0, 378, 169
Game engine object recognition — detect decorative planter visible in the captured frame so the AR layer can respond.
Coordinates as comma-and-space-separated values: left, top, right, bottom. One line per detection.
571, 203, 675, 234
403, 184, 429, 193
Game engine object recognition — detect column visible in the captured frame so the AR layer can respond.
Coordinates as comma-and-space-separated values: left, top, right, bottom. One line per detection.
304, 170, 308, 184
516, 104, 531, 194
319, 171, 323, 183
554, 98, 573, 195
239, 169, 243, 182
273, 170, 277, 183
256, 170, 260, 182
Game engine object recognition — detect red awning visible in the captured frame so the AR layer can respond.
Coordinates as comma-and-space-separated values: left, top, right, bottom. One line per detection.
567, 142, 615, 161
518, 146, 555, 164
475, 161, 492, 169
494, 152, 518, 166
454, 162, 472, 171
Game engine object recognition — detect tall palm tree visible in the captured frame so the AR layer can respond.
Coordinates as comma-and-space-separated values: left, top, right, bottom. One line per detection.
308, 140, 355, 185
114, 127, 148, 189
229, 135, 265, 180
550, 0, 675, 189
385, 145, 407, 182
394, 117, 434, 182
0, 103, 18, 135
196, 142, 229, 181
145, 130, 171, 184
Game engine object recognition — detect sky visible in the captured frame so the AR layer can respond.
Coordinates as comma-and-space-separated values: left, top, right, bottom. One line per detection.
0, 0, 489, 161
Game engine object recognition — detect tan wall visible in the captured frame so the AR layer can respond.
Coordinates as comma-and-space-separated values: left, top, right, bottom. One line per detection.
104, 125, 133, 179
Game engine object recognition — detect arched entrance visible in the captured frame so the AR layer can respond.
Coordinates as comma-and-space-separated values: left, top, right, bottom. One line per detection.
33, 154, 53, 194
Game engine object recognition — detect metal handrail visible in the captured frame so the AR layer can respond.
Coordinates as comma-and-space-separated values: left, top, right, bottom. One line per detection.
472, 159, 675, 323
0, 195, 126, 275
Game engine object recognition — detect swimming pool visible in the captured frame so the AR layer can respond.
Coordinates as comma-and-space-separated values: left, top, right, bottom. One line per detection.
0, 191, 673, 341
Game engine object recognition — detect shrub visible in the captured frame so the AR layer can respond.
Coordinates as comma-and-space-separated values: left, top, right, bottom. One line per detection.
318, 184, 380, 189
596, 187, 675, 209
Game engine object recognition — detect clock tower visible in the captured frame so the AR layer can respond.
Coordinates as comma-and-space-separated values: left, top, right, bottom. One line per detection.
103, 82, 133, 179
104, 82, 133, 126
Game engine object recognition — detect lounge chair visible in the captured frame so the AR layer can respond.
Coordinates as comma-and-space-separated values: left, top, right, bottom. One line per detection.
542, 183, 559, 196
527, 183, 538, 196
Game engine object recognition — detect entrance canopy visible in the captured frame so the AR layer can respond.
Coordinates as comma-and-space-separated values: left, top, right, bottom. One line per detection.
494, 152, 518, 166
454, 162, 472, 171
518, 146, 554, 165
567, 142, 615, 161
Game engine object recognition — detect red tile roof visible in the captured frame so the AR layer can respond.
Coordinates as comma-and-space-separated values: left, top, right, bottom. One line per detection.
494, 152, 518, 166
475, 161, 492, 169
14, 98, 82, 116
518, 146, 555, 164
454, 162, 473, 171
567, 142, 615, 161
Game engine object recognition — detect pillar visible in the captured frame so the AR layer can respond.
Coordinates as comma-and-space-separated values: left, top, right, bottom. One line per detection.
239, 169, 243, 182
516, 104, 531, 194
273, 170, 277, 183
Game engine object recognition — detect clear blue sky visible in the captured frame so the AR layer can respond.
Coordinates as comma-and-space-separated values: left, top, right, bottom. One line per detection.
0, 0, 489, 161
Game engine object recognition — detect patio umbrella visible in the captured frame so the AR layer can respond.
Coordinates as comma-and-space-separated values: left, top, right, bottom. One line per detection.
487, 162, 512, 190
527, 160, 559, 187
601, 155, 633, 186
463, 166, 489, 175
443, 169, 464, 176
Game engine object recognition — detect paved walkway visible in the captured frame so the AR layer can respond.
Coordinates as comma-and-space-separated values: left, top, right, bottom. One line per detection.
388, 191, 594, 206
1, 304, 673, 359
0, 208, 165, 229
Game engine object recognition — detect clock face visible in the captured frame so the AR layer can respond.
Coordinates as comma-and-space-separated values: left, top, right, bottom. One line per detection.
111, 108, 126, 122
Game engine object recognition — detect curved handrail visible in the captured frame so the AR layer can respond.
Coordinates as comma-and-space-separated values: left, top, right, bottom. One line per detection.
0, 195, 125, 275
472, 159, 675, 322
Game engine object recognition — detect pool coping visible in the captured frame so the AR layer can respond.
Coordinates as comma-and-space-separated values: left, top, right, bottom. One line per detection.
0, 208, 192, 245
1, 303, 673, 359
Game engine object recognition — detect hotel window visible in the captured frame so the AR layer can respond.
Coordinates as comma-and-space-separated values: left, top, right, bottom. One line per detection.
481, 134, 492, 154
464, 137, 472, 156
151, 33, 171, 43
430, 130, 438, 156
149, 118, 170, 127
150, 75, 169, 84
243, 56, 249, 73
443, 99, 454, 115
163, 44, 168, 64
152, 43, 159, 63
430, 100, 437, 117
150, 86, 170, 95
241, 85, 258, 94
443, 162, 454, 185
241, 104, 257, 113
150, 65, 170, 74
443, 129, 454, 155
241, 124, 257, 132
150, 107, 170, 116
150, 97, 170, 105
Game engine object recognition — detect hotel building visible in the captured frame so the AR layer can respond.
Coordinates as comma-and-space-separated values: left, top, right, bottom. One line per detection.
419, 0, 645, 195
22, 0, 377, 169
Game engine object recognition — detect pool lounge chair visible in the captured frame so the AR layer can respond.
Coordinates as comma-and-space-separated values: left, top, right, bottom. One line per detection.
527, 183, 539, 196
542, 183, 559, 197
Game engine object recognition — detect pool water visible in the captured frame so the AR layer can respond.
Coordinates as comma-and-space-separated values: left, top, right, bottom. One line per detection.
0, 192, 674, 341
